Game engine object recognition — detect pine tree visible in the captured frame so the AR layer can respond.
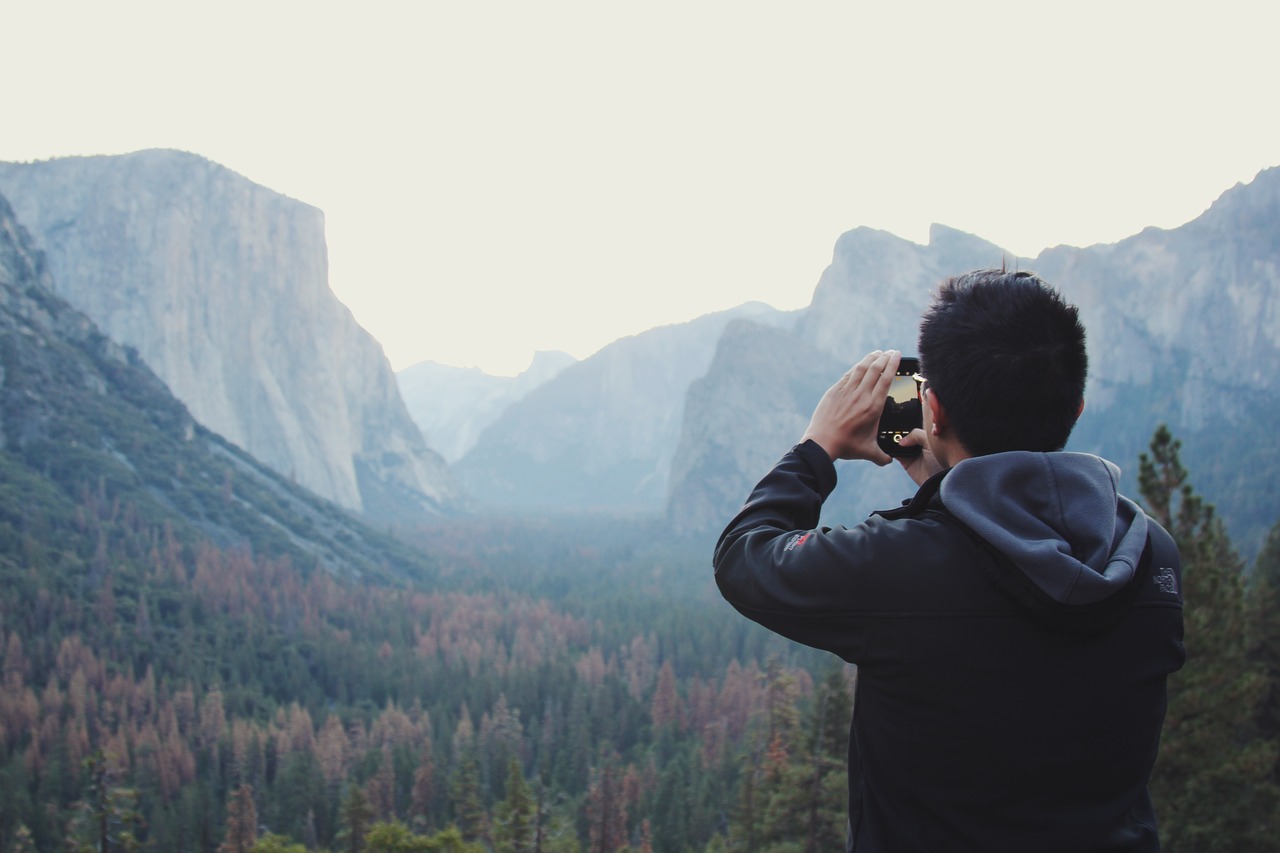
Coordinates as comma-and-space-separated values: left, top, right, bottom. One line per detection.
64, 752, 144, 853
1140, 426, 1280, 850
449, 706, 489, 846
649, 750, 691, 851
649, 662, 680, 731
219, 783, 258, 853
449, 752, 488, 845
365, 746, 397, 821
584, 747, 627, 853
529, 777, 582, 853
409, 742, 436, 833
756, 664, 849, 853
1252, 521, 1280, 767
492, 757, 536, 853
726, 659, 802, 851
340, 785, 375, 853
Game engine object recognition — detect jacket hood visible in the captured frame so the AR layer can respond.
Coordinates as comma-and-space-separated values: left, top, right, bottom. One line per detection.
939, 451, 1148, 607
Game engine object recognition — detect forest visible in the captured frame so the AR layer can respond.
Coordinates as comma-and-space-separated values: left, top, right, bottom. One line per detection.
1, 425, 1279, 852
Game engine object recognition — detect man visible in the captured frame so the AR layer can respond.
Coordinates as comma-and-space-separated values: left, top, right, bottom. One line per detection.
714, 269, 1185, 852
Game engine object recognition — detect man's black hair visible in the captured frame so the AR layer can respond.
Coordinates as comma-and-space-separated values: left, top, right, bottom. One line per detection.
917, 268, 1087, 457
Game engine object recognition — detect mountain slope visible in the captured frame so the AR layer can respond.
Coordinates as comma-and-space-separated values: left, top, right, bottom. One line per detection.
397, 350, 576, 462
455, 302, 793, 512
0, 150, 459, 524
0, 190, 434, 582
669, 169, 1280, 552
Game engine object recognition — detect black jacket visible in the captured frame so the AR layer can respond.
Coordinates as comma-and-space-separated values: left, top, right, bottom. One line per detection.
713, 440, 1185, 852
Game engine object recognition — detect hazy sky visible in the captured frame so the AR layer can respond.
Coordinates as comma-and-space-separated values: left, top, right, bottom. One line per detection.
5, 1, 1278, 375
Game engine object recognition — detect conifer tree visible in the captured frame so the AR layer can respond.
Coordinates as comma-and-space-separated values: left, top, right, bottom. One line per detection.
365, 746, 397, 820
585, 747, 627, 853
1140, 426, 1280, 850
449, 751, 488, 845
726, 658, 802, 851
340, 785, 375, 853
649, 750, 692, 851
756, 664, 849, 853
65, 752, 144, 853
409, 742, 436, 833
219, 783, 259, 853
1252, 521, 1280, 766
527, 775, 582, 853
492, 757, 536, 853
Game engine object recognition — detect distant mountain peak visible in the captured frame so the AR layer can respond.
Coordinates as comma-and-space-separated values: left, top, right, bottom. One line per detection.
927, 223, 1007, 258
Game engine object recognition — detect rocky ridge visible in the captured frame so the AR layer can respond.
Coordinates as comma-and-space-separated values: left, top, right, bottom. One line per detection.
669, 169, 1280, 551
0, 189, 435, 579
0, 150, 460, 523
454, 302, 794, 512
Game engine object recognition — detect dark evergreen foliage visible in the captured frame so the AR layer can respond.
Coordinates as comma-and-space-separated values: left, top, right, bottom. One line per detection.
1141, 426, 1280, 850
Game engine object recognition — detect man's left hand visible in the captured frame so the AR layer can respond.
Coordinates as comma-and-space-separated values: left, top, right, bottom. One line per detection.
802, 350, 899, 464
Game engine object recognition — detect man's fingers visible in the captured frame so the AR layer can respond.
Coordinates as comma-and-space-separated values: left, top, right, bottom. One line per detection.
899, 428, 927, 447
857, 349, 899, 398
843, 350, 884, 386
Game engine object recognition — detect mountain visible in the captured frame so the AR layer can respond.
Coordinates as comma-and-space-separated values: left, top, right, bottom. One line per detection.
0, 189, 436, 581
397, 349, 576, 462
665, 320, 845, 533
0, 150, 460, 525
667, 222, 1012, 534
455, 302, 794, 512
669, 169, 1280, 553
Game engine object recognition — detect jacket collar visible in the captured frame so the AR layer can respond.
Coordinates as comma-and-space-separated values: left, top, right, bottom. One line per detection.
872, 467, 952, 520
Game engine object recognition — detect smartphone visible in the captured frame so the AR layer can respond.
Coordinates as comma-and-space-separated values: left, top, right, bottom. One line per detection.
877, 356, 923, 458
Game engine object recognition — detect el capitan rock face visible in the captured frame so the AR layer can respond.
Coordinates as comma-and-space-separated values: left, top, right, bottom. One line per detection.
0, 189, 436, 578
0, 150, 460, 522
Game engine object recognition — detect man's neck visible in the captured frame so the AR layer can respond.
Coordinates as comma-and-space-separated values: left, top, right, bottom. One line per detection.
932, 435, 971, 469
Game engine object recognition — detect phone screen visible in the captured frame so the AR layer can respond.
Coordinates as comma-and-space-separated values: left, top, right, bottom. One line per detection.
877, 357, 922, 458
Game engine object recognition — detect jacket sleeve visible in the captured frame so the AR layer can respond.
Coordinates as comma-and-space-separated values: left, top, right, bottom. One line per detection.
712, 439, 879, 658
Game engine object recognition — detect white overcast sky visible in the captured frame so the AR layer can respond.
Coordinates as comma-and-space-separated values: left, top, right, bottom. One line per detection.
4, 1, 1278, 375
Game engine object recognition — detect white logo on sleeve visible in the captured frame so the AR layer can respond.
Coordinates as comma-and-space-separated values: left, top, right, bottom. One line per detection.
784, 533, 812, 552
1153, 567, 1179, 595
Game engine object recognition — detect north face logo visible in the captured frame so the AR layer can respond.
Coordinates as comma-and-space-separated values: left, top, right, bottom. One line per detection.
784, 533, 812, 552
1153, 567, 1179, 595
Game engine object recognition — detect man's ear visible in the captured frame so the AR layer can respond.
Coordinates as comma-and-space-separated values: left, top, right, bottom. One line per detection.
927, 389, 948, 436
1077, 397, 1086, 419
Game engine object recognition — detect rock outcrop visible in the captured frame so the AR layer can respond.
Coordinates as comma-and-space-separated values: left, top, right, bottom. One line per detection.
0, 150, 460, 523
668, 169, 1280, 552
0, 189, 436, 578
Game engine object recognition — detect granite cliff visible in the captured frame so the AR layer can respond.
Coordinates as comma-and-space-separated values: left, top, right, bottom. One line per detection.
669, 169, 1280, 552
0, 150, 460, 523
0, 189, 435, 578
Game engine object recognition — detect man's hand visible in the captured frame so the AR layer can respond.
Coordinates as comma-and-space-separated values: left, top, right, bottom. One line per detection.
802, 350, 899, 464
897, 428, 943, 486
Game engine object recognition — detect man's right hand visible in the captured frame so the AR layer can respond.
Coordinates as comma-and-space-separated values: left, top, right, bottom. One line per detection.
801, 350, 899, 464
